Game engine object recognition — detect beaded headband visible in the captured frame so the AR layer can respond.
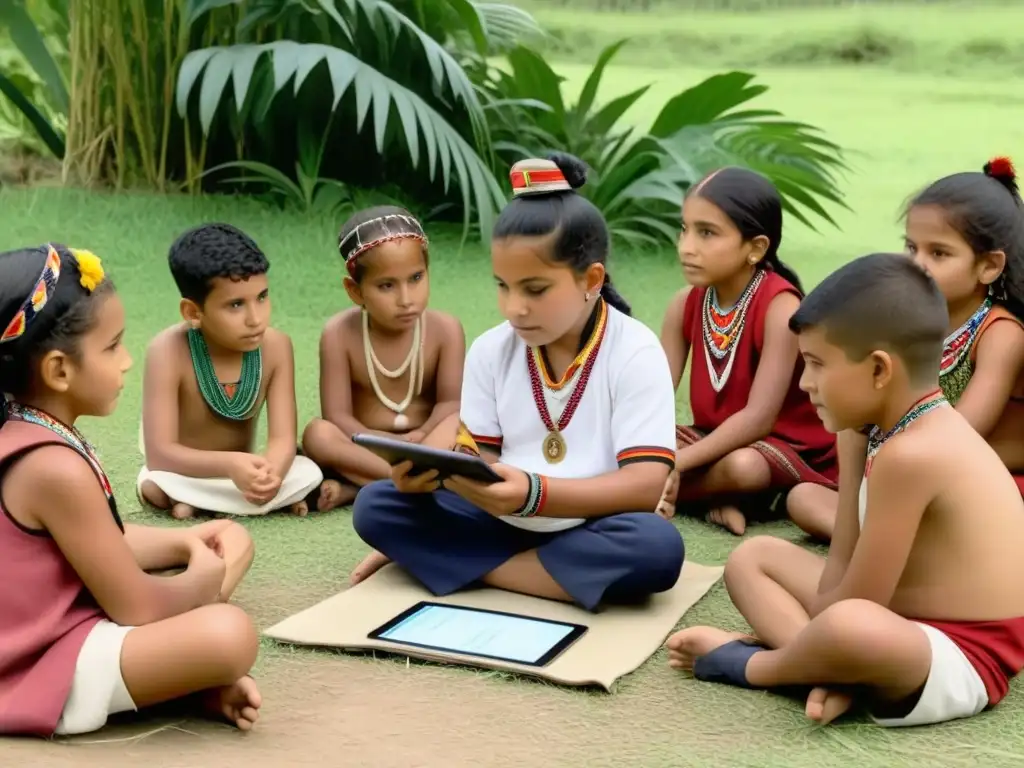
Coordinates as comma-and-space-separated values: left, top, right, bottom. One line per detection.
0, 244, 106, 345
338, 213, 428, 278
510, 160, 571, 197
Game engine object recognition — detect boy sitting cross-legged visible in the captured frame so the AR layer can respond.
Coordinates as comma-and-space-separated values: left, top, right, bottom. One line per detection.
137, 223, 323, 520
667, 252, 1024, 728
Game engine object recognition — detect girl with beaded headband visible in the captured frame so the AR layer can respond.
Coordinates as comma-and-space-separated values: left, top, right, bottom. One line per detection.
788, 156, 1024, 541
0, 244, 261, 737
657, 166, 837, 536
302, 205, 466, 514
348, 153, 684, 611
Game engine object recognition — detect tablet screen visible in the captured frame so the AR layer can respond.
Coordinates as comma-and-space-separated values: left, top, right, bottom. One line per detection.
370, 602, 586, 667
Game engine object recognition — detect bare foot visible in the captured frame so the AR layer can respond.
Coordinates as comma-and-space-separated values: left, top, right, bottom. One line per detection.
706, 505, 747, 535
665, 626, 752, 671
171, 502, 196, 520
289, 499, 309, 517
350, 550, 391, 585
318, 479, 357, 512
203, 676, 262, 731
805, 686, 854, 725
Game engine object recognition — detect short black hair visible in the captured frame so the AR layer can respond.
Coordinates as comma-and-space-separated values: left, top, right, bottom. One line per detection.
0, 244, 114, 399
168, 223, 270, 305
789, 252, 948, 383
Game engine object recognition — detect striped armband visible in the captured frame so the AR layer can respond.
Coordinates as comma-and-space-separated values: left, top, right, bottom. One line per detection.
514, 472, 548, 518
616, 446, 676, 469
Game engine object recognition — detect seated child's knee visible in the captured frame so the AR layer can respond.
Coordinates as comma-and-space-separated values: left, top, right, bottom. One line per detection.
724, 535, 784, 585
721, 449, 772, 490
351, 480, 397, 541
199, 604, 259, 679
301, 418, 336, 453
815, 599, 895, 650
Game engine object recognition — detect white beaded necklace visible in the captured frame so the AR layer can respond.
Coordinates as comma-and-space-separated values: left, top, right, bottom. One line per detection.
362, 310, 425, 430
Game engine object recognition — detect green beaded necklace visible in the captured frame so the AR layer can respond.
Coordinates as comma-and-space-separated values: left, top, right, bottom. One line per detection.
187, 328, 263, 421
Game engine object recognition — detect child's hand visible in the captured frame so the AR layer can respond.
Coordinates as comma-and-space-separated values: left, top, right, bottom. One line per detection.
443, 464, 530, 517
404, 430, 426, 444
229, 453, 273, 499
187, 536, 227, 603
391, 460, 440, 494
656, 471, 679, 519
194, 519, 234, 558
245, 470, 282, 505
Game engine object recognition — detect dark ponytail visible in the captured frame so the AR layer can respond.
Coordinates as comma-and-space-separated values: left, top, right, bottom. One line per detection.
599, 273, 631, 315
688, 166, 804, 294
493, 152, 633, 317
907, 156, 1024, 322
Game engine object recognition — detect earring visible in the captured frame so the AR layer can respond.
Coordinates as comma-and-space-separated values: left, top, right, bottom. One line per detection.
585, 292, 591, 301
748, 256, 757, 265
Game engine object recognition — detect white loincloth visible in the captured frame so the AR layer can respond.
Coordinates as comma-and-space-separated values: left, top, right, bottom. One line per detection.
136, 455, 323, 516
137, 423, 323, 516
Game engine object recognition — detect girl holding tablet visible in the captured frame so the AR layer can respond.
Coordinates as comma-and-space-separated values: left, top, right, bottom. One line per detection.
350, 153, 685, 611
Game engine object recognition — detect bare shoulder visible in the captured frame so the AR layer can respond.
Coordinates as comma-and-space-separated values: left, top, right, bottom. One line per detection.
766, 289, 801, 315
667, 286, 691, 313
874, 413, 956, 484
146, 323, 188, 358
262, 327, 294, 363
322, 308, 360, 347
4, 444, 104, 526
424, 309, 465, 340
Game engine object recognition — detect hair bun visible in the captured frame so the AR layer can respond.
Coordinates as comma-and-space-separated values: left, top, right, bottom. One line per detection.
984, 156, 1020, 198
547, 152, 587, 190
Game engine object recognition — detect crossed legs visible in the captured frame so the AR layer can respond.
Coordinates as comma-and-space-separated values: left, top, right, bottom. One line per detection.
666, 536, 932, 724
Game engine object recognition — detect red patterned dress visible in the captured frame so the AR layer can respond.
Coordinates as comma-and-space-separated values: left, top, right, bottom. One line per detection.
679, 269, 837, 489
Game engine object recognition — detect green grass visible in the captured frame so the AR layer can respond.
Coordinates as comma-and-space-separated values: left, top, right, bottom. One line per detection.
523, 1, 1024, 74
5, 4, 1024, 765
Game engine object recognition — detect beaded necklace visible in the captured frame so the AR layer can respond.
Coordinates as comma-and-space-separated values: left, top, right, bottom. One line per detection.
6, 402, 123, 530
702, 270, 765, 392
865, 390, 948, 477
527, 299, 608, 464
187, 328, 263, 421
938, 298, 991, 405
362, 310, 424, 431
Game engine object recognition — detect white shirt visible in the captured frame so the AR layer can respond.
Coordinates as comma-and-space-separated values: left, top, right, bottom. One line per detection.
460, 303, 677, 532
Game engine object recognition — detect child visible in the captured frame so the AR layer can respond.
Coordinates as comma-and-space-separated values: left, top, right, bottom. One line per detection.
137, 223, 323, 519
667, 253, 1024, 728
788, 157, 1024, 540
656, 167, 837, 535
301, 206, 465, 511
0, 244, 261, 737
347, 155, 684, 609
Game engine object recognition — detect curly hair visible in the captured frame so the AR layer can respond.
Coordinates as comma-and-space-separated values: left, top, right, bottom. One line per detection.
168, 223, 270, 305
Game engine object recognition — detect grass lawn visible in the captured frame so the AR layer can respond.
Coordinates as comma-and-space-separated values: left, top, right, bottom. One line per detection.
3, 4, 1024, 766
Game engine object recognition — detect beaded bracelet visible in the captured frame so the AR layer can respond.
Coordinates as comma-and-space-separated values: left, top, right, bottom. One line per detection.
515, 472, 548, 517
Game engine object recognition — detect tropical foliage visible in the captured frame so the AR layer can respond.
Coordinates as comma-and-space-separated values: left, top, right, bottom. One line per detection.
0, 0, 848, 245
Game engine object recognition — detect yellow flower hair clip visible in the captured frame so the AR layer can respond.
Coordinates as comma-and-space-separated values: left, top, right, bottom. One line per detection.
69, 248, 104, 292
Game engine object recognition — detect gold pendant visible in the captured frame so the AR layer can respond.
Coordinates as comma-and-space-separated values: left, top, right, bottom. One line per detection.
543, 430, 566, 464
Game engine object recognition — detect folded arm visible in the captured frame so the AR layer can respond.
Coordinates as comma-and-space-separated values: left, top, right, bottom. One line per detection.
263, 331, 299, 478
13, 447, 220, 625
812, 435, 929, 616
319, 319, 370, 437
416, 314, 466, 435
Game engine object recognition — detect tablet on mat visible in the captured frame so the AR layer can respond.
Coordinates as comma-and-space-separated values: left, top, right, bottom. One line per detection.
352, 433, 503, 485
368, 601, 588, 667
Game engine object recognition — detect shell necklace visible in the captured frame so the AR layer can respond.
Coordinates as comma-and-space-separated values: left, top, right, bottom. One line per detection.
362, 310, 425, 430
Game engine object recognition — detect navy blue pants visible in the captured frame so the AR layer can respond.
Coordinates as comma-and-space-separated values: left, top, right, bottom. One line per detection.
352, 479, 685, 611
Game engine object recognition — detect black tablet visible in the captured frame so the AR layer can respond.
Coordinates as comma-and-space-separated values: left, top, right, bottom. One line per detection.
368, 601, 588, 668
352, 433, 503, 485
